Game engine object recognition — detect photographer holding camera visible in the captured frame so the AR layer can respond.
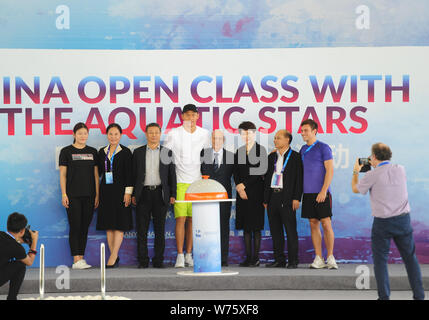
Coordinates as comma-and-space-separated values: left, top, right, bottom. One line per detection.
351, 143, 425, 300
0, 212, 38, 300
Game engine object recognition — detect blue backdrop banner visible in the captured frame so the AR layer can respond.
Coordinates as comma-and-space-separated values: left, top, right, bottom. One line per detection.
0, 1, 428, 267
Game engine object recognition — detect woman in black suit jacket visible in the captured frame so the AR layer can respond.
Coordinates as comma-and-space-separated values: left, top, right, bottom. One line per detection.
234, 122, 268, 267
97, 123, 133, 268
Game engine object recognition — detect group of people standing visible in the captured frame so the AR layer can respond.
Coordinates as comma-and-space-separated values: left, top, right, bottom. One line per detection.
2, 106, 424, 301
59, 104, 338, 270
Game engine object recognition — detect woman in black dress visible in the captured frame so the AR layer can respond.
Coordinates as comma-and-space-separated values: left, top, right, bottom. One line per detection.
97, 123, 133, 268
234, 122, 268, 267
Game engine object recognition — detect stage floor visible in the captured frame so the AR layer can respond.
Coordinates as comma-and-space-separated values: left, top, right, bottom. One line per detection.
1, 264, 429, 296
3, 290, 429, 300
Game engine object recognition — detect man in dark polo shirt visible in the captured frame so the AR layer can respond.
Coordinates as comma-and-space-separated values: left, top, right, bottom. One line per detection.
0, 212, 39, 300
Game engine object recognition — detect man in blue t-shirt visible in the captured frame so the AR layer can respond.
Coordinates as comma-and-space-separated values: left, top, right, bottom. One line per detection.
299, 119, 337, 270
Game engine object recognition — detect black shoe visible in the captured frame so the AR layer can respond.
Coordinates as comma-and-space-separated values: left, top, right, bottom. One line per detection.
249, 259, 260, 267
153, 262, 165, 268
265, 261, 286, 268
287, 263, 299, 269
221, 262, 229, 267
239, 259, 251, 267
106, 257, 120, 269
138, 262, 149, 269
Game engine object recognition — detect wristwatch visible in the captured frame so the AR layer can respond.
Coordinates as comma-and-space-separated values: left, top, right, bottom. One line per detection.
353, 170, 359, 175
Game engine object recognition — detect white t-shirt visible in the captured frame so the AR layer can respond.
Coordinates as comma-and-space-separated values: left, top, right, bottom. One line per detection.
164, 126, 211, 184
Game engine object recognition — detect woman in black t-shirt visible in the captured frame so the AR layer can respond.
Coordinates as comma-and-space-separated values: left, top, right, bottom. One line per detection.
59, 122, 99, 270
97, 123, 133, 268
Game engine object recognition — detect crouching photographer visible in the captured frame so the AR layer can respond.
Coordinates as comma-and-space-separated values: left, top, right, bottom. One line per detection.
0, 212, 38, 300
351, 143, 425, 300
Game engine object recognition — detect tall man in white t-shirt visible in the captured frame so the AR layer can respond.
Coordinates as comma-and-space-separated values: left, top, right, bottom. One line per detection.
164, 104, 211, 268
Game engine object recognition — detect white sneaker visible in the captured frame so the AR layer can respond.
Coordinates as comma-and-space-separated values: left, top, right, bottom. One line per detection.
81, 259, 92, 268
185, 253, 194, 267
326, 255, 338, 270
309, 255, 326, 269
72, 259, 92, 270
175, 253, 185, 268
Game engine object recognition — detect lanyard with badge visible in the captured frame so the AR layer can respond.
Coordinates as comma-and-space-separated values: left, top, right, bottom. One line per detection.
271, 148, 292, 188
302, 140, 318, 160
6, 231, 19, 262
105, 145, 118, 184
6, 231, 16, 241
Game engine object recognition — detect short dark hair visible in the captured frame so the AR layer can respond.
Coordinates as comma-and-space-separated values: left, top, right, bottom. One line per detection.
280, 130, 293, 144
145, 123, 161, 132
106, 123, 122, 134
7, 212, 27, 233
300, 119, 318, 132
182, 104, 198, 114
238, 121, 256, 131
372, 143, 392, 161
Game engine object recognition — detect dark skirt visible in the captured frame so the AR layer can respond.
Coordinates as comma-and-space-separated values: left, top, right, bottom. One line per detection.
97, 184, 133, 231
235, 186, 265, 232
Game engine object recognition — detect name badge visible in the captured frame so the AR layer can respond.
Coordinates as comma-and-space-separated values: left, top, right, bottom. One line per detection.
105, 172, 113, 184
271, 173, 283, 188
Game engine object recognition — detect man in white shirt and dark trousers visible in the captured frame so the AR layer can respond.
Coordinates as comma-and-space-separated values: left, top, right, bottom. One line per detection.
164, 104, 211, 268
352, 143, 425, 300
264, 130, 303, 269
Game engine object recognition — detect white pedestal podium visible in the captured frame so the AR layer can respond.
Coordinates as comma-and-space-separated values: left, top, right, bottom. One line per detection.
175, 177, 238, 276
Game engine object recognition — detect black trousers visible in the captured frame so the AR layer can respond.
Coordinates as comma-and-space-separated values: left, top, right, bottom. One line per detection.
66, 196, 95, 257
220, 202, 232, 264
0, 261, 26, 300
267, 192, 299, 264
136, 187, 167, 265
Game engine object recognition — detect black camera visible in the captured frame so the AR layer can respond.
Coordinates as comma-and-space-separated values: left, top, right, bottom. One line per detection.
22, 225, 34, 247
359, 157, 372, 173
